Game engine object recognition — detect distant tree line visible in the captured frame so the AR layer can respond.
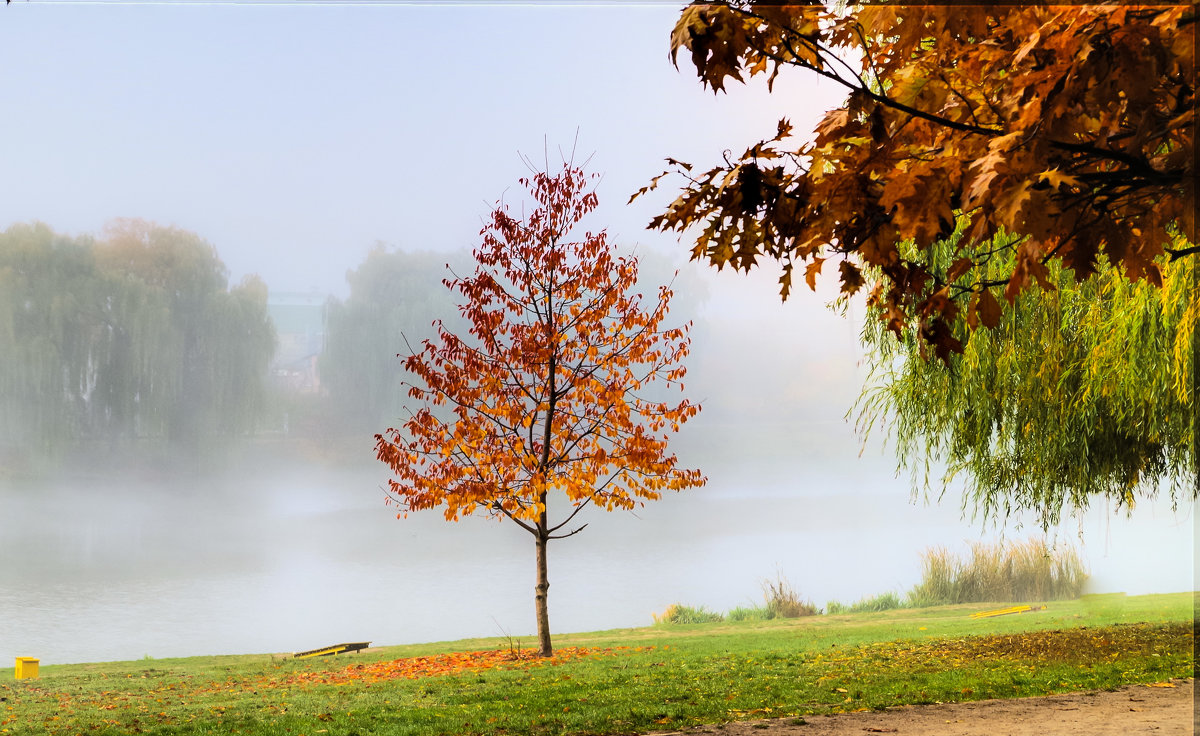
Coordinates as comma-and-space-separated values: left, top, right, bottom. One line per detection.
0, 221, 480, 472
0, 219, 705, 473
316, 245, 704, 441
0, 220, 275, 467
318, 246, 466, 437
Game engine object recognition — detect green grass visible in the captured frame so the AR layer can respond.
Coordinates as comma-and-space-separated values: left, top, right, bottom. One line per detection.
726, 604, 771, 622
652, 603, 725, 624
827, 590, 905, 614
1, 592, 1192, 736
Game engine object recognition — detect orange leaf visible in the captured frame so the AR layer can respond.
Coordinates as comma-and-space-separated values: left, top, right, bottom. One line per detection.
805, 257, 825, 290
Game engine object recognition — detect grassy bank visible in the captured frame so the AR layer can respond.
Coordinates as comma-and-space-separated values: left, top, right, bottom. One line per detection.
1, 592, 1193, 736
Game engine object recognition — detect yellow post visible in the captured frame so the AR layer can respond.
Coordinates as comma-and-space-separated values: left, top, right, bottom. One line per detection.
14, 657, 39, 679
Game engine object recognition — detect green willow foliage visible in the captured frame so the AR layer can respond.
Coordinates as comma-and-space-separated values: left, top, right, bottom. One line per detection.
0, 221, 276, 464
857, 234, 1196, 529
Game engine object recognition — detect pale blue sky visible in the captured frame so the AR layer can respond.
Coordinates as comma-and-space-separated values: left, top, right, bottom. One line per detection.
0, 1, 846, 294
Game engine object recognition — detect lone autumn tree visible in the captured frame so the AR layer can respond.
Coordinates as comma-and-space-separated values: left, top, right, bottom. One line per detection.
636, 2, 1195, 359
375, 159, 705, 657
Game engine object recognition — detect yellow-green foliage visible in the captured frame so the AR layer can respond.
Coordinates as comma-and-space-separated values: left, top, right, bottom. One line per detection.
858, 229, 1196, 528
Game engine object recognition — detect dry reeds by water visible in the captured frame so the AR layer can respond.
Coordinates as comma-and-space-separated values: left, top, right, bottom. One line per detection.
657, 573, 818, 624
907, 538, 1088, 606
762, 572, 820, 618
658, 538, 1088, 624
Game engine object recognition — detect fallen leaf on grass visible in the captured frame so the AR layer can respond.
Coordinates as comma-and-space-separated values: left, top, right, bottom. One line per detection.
1145, 682, 1176, 688
827, 622, 1191, 673
44, 645, 643, 728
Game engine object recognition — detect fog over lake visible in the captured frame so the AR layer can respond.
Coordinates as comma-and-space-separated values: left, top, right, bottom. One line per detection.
1, 456, 1192, 665
1, 274, 1193, 666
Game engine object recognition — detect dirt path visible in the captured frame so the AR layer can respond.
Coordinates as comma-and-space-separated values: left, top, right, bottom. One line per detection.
649, 678, 1194, 736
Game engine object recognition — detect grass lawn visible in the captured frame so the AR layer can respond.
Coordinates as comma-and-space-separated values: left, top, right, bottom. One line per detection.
1, 592, 1193, 735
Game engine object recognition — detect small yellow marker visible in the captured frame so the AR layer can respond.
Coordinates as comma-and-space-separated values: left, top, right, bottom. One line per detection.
14, 657, 39, 679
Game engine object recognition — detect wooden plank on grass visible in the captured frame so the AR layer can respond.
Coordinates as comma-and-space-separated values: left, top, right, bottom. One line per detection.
293, 642, 371, 659
969, 605, 1046, 619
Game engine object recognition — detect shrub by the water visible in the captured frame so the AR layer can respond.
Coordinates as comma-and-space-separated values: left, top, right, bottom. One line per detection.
762, 574, 820, 618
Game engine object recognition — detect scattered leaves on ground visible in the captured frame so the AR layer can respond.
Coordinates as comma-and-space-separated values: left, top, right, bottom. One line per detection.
0, 647, 641, 733
1, 622, 1191, 735
274, 646, 633, 689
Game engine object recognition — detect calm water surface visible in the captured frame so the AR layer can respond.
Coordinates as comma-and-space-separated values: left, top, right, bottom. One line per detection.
1, 456, 1194, 665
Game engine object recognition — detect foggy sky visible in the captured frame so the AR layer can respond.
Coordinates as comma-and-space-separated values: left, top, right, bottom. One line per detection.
0, 2, 847, 296
0, 0, 871, 451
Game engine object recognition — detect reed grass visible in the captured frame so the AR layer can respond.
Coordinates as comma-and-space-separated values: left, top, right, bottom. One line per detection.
660, 574, 817, 625
726, 605, 772, 622
762, 572, 820, 618
827, 590, 905, 614
908, 538, 1088, 606
660, 538, 1087, 624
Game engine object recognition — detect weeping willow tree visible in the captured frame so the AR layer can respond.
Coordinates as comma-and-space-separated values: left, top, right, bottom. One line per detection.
0, 223, 109, 454
0, 221, 277, 467
97, 219, 277, 446
856, 231, 1196, 529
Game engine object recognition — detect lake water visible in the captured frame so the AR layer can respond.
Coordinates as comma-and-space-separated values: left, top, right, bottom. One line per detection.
1, 450, 1194, 666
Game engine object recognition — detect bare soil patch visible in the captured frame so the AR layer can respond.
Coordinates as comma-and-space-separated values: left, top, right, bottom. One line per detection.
650, 678, 1193, 736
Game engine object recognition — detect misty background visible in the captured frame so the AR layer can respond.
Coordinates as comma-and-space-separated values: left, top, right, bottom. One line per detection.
1, 2, 1194, 665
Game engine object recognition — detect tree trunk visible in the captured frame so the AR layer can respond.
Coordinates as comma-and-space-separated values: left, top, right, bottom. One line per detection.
534, 500, 552, 657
